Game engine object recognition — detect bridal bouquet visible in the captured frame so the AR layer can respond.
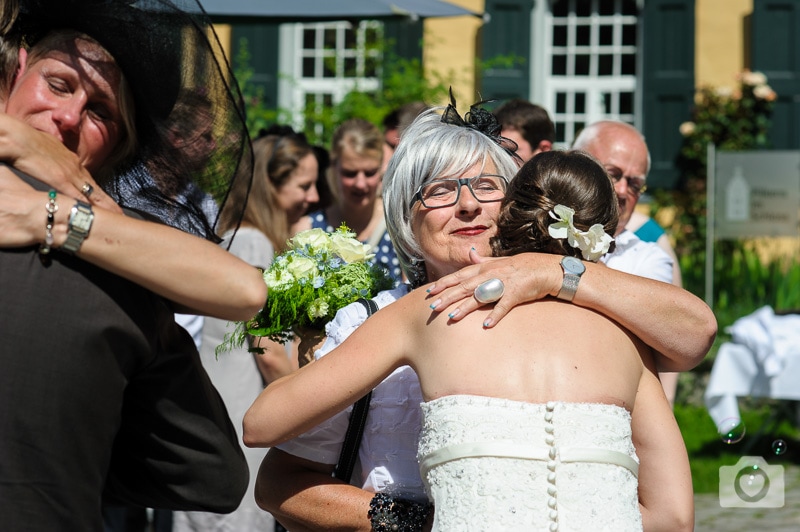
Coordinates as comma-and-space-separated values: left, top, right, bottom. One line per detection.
220, 225, 394, 352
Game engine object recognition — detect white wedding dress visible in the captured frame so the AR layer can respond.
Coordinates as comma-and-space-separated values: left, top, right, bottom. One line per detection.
417, 396, 643, 531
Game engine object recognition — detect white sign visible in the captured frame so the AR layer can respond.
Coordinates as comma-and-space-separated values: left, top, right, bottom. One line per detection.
714, 151, 800, 238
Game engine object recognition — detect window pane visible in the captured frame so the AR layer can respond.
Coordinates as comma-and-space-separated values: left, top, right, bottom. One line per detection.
344, 57, 357, 77
556, 122, 566, 143
620, 92, 633, 114
552, 0, 569, 17
574, 121, 586, 137
599, 25, 614, 46
365, 55, 379, 78
324, 28, 336, 50
575, 54, 590, 75
302, 57, 315, 78
599, 0, 615, 16
552, 55, 567, 75
576, 0, 591, 17
575, 92, 586, 113
323, 57, 336, 78
344, 27, 357, 49
598, 54, 613, 76
622, 0, 638, 16
621, 53, 636, 75
556, 92, 567, 113
603, 92, 613, 113
553, 25, 568, 47
576, 24, 591, 46
622, 24, 637, 46
303, 29, 316, 50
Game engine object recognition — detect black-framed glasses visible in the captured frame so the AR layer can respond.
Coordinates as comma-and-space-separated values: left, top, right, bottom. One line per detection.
605, 167, 647, 196
410, 174, 509, 209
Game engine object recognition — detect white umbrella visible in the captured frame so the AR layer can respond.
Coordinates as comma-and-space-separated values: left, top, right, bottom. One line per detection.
197, 0, 482, 21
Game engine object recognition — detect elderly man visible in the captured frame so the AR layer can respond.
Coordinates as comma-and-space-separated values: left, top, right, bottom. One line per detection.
573, 120, 682, 404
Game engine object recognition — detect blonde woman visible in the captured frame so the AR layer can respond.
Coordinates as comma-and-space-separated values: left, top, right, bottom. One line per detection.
297, 118, 403, 282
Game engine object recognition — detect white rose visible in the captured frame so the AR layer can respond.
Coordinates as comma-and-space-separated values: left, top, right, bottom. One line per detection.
287, 256, 318, 280
679, 121, 696, 137
742, 70, 767, 86
292, 228, 330, 251
753, 84, 777, 101
330, 232, 371, 263
264, 268, 292, 289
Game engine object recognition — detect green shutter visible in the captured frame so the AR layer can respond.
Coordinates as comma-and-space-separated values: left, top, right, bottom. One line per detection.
480, 0, 534, 100
641, 0, 695, 189
752, 0, 800, 149
231, 23, 281, 110
383, 19, 424, 62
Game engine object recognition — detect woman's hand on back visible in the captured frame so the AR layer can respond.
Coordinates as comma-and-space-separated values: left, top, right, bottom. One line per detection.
426, 248, 561, 328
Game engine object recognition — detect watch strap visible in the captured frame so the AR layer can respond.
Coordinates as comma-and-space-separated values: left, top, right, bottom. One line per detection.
556, 273, 581, 302
62, 201, 94, 254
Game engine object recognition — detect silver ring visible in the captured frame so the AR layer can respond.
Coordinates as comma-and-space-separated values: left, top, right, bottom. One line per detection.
81, 182, 94, 198
473, 278, 505, 304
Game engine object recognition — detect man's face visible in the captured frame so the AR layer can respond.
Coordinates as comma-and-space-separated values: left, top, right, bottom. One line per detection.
582, 129, 648, 235
501, 128, 535, 162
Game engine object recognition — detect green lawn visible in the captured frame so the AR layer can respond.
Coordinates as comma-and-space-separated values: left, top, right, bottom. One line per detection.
675, 401, 800, 493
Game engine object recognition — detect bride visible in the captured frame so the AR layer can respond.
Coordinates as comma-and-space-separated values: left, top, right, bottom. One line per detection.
244, 149, 692, 531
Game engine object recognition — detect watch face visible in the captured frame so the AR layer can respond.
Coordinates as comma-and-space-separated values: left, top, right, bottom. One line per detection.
71, 208, 94, 231
562, 256, 585, 275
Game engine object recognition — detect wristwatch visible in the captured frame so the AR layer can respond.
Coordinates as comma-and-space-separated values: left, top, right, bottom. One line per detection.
63, 200, 95, 254
556, 256, 586, 302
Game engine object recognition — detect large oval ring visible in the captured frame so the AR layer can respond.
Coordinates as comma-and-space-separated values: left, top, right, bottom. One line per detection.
473, 278, 505, 304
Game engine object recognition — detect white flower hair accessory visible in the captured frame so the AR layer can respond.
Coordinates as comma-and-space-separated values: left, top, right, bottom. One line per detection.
548, 204, 614, 262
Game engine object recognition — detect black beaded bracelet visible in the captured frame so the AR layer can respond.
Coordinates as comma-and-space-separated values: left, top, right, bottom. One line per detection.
367, 492, 432, 532
39, 189, 58, 265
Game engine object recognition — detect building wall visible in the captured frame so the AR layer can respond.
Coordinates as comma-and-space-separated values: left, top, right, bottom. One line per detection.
695, 0, 752, 89
422, 0, 485, 105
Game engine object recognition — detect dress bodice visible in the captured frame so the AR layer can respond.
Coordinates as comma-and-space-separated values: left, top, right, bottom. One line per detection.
418, 396, 643, 531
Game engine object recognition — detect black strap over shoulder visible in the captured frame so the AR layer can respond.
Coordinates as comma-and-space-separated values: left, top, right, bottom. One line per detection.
333, 298, 378, 483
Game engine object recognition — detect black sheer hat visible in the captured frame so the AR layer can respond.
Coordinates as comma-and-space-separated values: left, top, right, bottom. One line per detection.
15, 0, 253, 242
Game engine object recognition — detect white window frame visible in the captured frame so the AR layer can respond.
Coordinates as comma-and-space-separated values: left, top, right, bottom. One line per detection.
278, 21, 382, 134
531, 0, 641, 147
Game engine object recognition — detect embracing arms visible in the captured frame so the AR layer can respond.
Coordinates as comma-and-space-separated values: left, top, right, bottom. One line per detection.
0, 116, 265, 320
426, 250, 716, 372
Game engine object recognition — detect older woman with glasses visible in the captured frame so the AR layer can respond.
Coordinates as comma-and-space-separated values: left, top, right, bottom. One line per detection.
252, 101, 713, 532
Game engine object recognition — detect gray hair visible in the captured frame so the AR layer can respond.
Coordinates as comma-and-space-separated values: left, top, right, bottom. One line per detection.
572, 120, 652, 176
382, 108, 520, 286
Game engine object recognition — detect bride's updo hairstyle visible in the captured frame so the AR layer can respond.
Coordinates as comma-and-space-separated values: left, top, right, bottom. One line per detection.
491, 150, 618, 258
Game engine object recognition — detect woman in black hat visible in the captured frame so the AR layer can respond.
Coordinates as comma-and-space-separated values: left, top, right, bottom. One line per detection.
0, 1, 261, 529
0, 0, 265, 321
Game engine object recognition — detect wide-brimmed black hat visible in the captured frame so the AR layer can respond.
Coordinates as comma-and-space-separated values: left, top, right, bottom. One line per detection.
14, 0, 253, 242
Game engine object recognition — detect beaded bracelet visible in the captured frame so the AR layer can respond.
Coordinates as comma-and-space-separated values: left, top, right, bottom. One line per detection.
39, 189, 58, 264
367, 493, 432, 532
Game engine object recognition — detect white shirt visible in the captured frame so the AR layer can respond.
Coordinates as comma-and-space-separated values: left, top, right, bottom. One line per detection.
601, 229, 673, 283
276, 285, 428, 501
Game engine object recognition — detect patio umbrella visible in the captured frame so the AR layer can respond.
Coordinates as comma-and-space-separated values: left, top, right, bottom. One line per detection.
197, 0, 482, 21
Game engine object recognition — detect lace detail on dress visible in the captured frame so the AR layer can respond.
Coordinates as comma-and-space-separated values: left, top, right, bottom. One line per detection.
418, 396, 642, 531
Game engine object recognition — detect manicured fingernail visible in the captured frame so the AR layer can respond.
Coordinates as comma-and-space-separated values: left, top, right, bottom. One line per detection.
429, 299, 441, 309
448, 308, 460, 319
483, 318, 493, 328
